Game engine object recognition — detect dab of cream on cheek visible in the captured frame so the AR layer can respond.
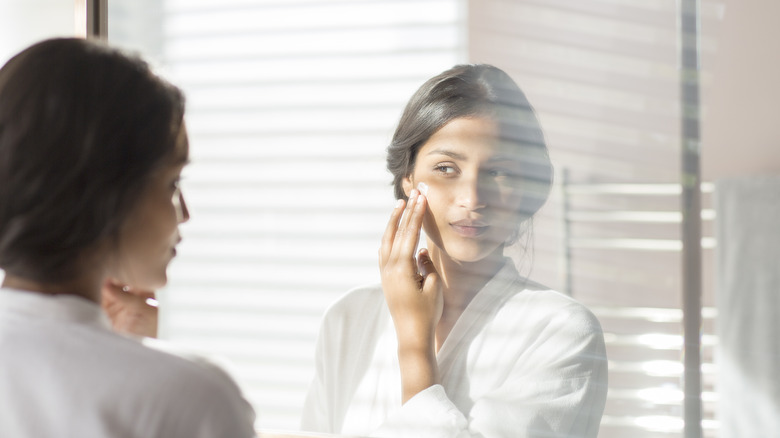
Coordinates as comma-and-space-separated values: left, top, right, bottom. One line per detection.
417, 182, 429, 196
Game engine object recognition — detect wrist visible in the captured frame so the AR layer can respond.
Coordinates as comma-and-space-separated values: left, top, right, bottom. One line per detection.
397, 345, 439, 404
395, 325, 436, 354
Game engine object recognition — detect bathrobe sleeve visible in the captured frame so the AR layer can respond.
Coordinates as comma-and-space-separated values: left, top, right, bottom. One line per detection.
301, 284, 389, 434
373, 297, 608, 438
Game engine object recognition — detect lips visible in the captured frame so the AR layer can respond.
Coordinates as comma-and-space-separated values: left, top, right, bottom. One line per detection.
450, 219, 489, 237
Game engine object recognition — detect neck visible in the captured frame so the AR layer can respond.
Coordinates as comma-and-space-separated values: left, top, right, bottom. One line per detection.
2, 274, 103, 302
427, 242, 506, 352
1, 249, 108, 303
426, 242, 506, 313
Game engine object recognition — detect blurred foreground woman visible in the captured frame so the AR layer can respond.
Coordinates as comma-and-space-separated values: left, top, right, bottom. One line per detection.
302, 64, 608, 438
0, 38, 255, 437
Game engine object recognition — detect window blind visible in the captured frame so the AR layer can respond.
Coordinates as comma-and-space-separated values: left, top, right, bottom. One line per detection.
110, 0, 466, 430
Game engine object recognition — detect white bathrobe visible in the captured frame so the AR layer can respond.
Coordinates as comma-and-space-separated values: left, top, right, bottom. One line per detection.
0, 287, 256, 438
301, 259, 608, 438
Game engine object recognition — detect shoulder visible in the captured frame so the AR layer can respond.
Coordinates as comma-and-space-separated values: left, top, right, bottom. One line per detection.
105, 334, 250, 407
321, 282, 386, 327
116, 337, 256, 434
486, 282, 607, 374
497, 281, 604, 344
141, 338, 244, 390
313, 282, 390, 361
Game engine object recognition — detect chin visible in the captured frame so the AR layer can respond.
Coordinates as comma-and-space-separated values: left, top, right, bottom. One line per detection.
151, 274, 168, 290
442, 244, 501, 264
134, 272, 168, 291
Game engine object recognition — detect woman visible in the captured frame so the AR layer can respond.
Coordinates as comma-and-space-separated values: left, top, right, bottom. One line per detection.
302, 64, 608, 437
0, 38, 255, 437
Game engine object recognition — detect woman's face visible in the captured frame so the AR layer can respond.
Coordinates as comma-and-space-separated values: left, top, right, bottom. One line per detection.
403, 117, 527, 263
110, 127, 190, 290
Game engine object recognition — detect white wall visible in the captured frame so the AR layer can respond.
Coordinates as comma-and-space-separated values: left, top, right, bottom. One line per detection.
702, 0, 780, 180
0, 0, 77, 64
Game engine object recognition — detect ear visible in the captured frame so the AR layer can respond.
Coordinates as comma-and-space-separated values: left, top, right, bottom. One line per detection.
401, 175, 414, 197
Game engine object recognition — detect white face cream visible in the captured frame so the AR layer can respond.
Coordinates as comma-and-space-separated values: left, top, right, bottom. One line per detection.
417, 182, 429, 196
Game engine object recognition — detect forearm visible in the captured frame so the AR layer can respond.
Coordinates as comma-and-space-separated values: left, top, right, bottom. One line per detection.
397, 339, 439, 403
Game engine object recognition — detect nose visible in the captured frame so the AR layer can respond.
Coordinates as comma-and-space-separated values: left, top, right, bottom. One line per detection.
456, 175, 488, 211
175, 189, 190, 223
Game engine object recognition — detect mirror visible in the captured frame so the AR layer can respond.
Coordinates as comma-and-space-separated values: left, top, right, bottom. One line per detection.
106, 1, 710, 437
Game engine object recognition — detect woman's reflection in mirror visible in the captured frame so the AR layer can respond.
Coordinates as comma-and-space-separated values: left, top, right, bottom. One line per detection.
301, 64, 608, 438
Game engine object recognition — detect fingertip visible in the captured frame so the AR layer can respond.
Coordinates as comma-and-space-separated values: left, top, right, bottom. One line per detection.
418, 248, 434, 265
104, 277, 122, 288
417, 249, 438, 277
417, 182, 429, 196
102, 282, 121, 295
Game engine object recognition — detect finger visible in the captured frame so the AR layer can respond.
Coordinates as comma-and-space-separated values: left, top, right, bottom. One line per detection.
102, 280, 156, 306
387, 189, 418, 263
394, 191, 426, 262
398, 189, 419, 231
100, 288, 118, 312
418, 249, 442, 311
380, 198, 406, 266
101, 280, 124, 301
103, 277, 124, 290
121, 287, 157, 300
417, 248, 437, 278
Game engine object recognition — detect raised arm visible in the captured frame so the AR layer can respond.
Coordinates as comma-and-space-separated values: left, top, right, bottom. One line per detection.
378, 188, 443, 403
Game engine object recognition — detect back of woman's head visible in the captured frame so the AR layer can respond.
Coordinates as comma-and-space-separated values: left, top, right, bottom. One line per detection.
387, 64, 553, 218
0, 38, 185, 282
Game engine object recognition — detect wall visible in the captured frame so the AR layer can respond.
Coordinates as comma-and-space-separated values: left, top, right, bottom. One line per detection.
702, 0, 780, 180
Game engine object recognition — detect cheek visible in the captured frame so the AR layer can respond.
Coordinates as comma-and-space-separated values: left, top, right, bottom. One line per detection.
491, 192, 525, 232
421, 188, 450, 233
135, 198, 179, 242
497, 184, 524, 209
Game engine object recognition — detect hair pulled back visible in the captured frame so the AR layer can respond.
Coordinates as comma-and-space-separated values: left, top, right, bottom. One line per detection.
386, 64, 553, 220
0, 38, 185, 282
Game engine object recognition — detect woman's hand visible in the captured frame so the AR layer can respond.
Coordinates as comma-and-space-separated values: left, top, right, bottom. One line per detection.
101, 279, 159, 339
379, 188, 443, 403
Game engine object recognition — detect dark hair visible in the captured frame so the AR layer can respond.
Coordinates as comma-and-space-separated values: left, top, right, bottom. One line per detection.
387, 64, 553, 221
0, 38, 185, 282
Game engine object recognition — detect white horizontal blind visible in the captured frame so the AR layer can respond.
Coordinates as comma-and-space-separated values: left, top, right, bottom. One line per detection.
0, 0, 78, 62
111, 0, 466, 430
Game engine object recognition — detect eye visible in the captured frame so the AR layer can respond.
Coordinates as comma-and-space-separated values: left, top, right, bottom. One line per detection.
487, 167, 521, 180
433, 163, 458, 176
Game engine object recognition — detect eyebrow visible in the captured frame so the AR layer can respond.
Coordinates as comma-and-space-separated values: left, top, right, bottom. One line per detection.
487, 154, 521, 163
424, 149, 521, 163
425, 149, 467, 160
